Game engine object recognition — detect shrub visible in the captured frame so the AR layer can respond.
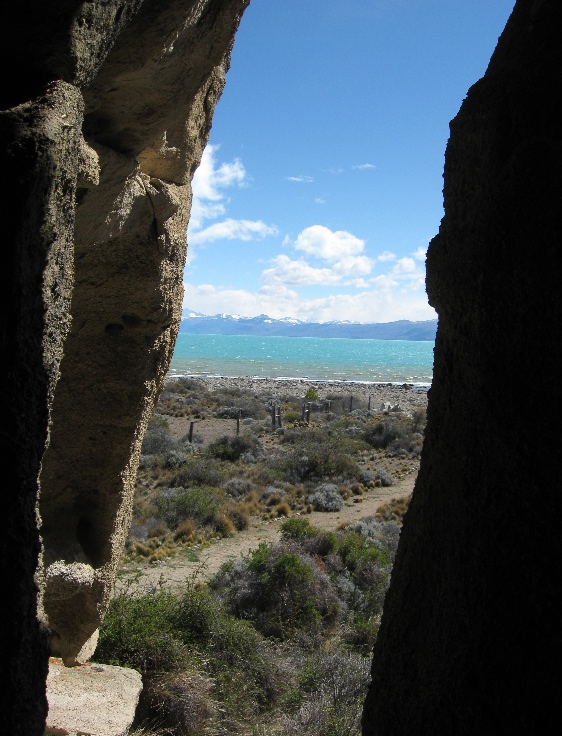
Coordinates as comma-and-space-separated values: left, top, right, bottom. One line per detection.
304, 387, 319, 402
135, 670, 214, 736
171, 457, 223, 488
164, 450, 192, 469
224, 477, 256, 498
95, 587, 188, 674
363, 418, 403, 449
206, 433, 261, 463
374, 468, 394, 486
308, 484, 344, 512
271, 444, 359, 483
141, 421, 176, 455
155, 487, 220, 529
375, 494, 411, 524
280, 517, 319, 540
211, 543, 345, 639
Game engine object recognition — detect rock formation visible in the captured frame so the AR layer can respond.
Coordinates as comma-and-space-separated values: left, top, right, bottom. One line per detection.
362, 1, 562, 733
0, 0, 248, 731
1, 0, 560, 734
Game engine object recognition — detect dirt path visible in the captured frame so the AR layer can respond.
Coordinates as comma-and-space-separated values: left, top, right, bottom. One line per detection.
116, 473, 416, 594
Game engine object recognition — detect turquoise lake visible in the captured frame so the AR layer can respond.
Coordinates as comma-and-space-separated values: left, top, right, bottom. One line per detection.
169, 333, 434, 386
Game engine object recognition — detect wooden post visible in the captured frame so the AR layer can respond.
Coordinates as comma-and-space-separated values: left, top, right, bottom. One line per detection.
276, 405, 282, 428
302, 403, 306, 421
188, 421, 194, 443
368, 396, 371, 410
236, 409, 241, 435
271, 403, 276, 428
349, 396, 353, 412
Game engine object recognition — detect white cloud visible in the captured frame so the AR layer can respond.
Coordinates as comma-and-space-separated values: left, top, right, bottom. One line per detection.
261, 226, 375, 288
333, 255, 374, 277
377, 250, 396, 262
286, 175, 314, 183
186, 144, 278, 264
352, 163, 376, 170
315, 197, 326, 204
189, 218, 278, 245
183, 281, 436, 324
293, 225, 366, 261
262, 255, 340, 286
393, 257, 416, 274
191, 144, 245, 202
413, 246, 427, 260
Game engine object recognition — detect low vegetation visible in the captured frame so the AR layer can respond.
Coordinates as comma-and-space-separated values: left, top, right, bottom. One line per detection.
100, 378, 425, 734
128, 378, 425, 563
99, 512, 407, 735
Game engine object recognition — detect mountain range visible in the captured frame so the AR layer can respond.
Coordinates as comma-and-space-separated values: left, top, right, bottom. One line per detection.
180, 310, 437, 341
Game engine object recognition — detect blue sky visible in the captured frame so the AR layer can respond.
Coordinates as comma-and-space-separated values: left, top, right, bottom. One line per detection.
184, 0, 514, 324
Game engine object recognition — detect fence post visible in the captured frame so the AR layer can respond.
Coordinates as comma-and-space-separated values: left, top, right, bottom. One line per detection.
349, 396, 353, 412
271, 403, 276, 428
276, 405, 282, 428
368, 396, 371, 410
237, 409, 241, 435
188, 421, 194, 443
302, 403, 306, 421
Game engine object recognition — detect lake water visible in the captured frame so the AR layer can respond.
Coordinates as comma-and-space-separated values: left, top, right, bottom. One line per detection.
169, 333, 434, 386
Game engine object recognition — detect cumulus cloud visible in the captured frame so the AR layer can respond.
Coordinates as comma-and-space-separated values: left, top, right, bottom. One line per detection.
189, 144, 246, 229
413, 246, 427, 260
186, 144, 278, 260
261, 226, 375, 288
262, 255, 339, 286
393, 257, 416, 274
293, 225, 366, 261
183, 280, 436, 324
189, 218, 278, 245
377, 250, 396, 262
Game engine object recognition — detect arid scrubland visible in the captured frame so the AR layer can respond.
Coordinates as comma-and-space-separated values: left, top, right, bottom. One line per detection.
97, 377, 427, 735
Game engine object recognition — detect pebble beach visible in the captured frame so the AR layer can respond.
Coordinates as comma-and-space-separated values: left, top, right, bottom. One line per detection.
168, 374, 429, 415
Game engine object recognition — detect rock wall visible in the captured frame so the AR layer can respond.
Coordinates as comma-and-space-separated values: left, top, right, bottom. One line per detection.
362, 1, 562, 733
0, 0, 248, 731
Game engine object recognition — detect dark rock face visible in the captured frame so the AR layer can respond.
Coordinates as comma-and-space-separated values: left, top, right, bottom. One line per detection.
1, 0, 560, 734
0, 1, 248, 732
363, 1, 562, 733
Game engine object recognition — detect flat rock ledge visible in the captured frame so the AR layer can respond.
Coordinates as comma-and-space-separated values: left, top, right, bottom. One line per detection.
45, 659, 142, 736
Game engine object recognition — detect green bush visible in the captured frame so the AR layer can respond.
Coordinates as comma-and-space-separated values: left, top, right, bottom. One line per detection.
141, 420, 176, 455
280, 517, 319, 540
95, 586, 188, 674
155, 486, 220, 528
206, 433, 260, 462
171, 457, 223, 487
304, 387, 319, 402
212, 542, 344, 639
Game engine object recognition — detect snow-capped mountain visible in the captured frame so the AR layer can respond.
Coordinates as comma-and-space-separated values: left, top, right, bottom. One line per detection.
180, 310, 437, 341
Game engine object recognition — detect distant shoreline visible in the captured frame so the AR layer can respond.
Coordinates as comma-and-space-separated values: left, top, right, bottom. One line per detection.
166, 374, 429, 412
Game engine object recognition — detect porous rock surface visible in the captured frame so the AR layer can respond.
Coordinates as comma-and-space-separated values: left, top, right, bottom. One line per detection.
45, 659, 143, 736
0, 1, 248, 732
362, 1, 562, 734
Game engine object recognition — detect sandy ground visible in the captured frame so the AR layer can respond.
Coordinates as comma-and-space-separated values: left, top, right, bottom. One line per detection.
117, 473, 416, 595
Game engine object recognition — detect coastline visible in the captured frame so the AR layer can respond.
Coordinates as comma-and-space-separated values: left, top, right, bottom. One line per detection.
166, 374, 429, 413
